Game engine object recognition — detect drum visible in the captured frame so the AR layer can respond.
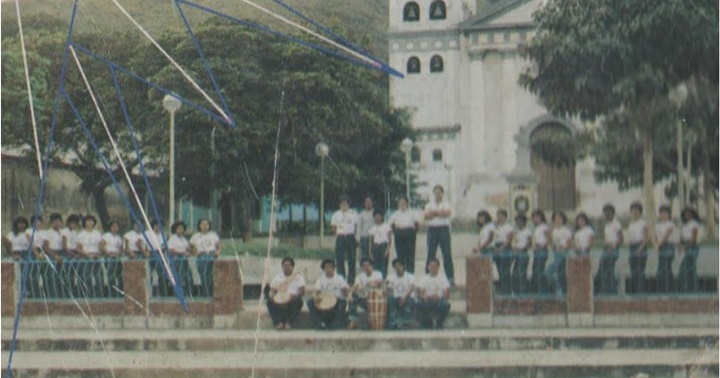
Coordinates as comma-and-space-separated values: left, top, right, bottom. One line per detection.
273, 291, 291, 305
314, 292, 338, 312
366, 289, 387, 330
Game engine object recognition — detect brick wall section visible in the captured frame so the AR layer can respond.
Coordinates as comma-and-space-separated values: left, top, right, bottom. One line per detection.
1, 262, 16, 317
566, 255, 592, 313
213, 260, 243, 314
466, 256, 493, 313
122, 260, 147, 316
494, 298, 566, 315
595, 297, 720, 314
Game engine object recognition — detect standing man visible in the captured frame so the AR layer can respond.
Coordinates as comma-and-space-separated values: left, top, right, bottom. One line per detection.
595, 204, 623, 294
331, 195, 359, 285
267, 257, 305, 330
389, 196, 419, 274
417, 258, 451, 329
424, 185, 454, 286
356, 197, 375, 261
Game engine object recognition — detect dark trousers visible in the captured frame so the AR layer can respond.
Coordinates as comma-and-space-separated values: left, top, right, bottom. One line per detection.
80, 258, 104, 297
545, 252, 567, 296
359, 236, 370, 260
266, 296, 303, 326
335, 235, 356, 285
530, 248, 549, 293
594, 250, 619, 294
394, 228, 416, 274
174, 256, 195, 296
371, 242, 388, 278
656, 245, 675, 293
426, 226, 454, 284
307, 297, 347, 330
196, 254, 216, 297
511, 251, 529, 294
628, 244, 648, 293
493, 248, 512, 294
417, 298, 450, 329
104, 257, 124, 298
387, 296, 415, 329
348, 295, 368, 322
677, 246, 699, 292
150, 255, 171, 296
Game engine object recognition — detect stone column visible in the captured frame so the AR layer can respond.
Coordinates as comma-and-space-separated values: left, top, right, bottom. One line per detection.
566, 255, 593, 327
1, 262, 16, 318
465, 256, 493, 327
212, 259, 242, 329
122, 259, 148, 328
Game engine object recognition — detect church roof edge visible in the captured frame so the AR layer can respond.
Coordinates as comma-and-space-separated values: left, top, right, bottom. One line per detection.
459, 0, 534, 31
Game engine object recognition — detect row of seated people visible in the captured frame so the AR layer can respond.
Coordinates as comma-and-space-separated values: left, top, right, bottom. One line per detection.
266, 257, 451, 331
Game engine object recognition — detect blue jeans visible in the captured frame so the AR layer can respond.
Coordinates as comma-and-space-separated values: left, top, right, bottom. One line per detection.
511, 251, 529, 294
307, 297, 347, 330
545, 252, 567, 296
594, 249, 619, 294
530, 248, 548, 293
196, 253, 216, 297
335, 235, 356, 285
348, 294, 368, 322
628, 244, 647, 293
656, 245, 675, 293
493, 248, 513, 294
678, 245, 699, 292
387, 296, 415, 329
426, 226, 454, 284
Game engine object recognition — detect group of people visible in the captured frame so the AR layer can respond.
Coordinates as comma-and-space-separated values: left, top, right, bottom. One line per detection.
473, 203, 703, 295
266, 256, 450, 331
2, 213, 222, 298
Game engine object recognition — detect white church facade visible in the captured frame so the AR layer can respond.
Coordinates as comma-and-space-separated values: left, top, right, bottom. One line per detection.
388, 0, 665, 221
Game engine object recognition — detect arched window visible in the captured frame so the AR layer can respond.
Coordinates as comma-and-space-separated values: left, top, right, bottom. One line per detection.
430, 55, 444, 73
432, 149, 443, 162
411, 146, 421, 162
429, 1, 447, 20
407, 56, 421, 74
530, 123, 576, 211
403, 2, 420, 22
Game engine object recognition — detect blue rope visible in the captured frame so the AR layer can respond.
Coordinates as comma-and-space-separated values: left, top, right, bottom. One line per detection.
109, 67, 188, 310
70, 43, 235, 128
5, 1, 80, 375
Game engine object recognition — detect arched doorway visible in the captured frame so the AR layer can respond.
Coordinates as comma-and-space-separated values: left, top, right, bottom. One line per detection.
530, 123, 576, 211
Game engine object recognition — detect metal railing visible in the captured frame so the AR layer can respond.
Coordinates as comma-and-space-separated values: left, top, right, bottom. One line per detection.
149, 255, 214, 299
20, 258, 124, 301
482, 248, 566, 299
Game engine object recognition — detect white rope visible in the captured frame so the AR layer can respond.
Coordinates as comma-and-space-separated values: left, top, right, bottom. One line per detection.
69, 46, 176, 287
239, 0, 381, 68
107, 0, 231, 124
15, 0, 42, 177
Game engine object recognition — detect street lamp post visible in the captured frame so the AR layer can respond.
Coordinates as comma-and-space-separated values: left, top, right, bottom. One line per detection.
163, 94, 182, 225
400, 138, 413, 201
315, 142, 329, 247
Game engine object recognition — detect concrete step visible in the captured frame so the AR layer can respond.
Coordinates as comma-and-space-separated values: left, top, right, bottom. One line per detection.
2, 348, 718, 378
3, 329, 717, 353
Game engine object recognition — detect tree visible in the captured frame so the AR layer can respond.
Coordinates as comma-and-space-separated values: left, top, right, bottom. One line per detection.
520, 0, 718, 238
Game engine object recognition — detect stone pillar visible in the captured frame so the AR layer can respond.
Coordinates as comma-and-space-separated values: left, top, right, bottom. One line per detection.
566, 255, 593, 327
212, 259, 242, 329
465, 256, 493, 327
1, 262, 16, 317
122, 259, 148, 328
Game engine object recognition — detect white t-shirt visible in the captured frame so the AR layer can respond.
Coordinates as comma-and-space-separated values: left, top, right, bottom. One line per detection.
331, 210, 358, 236
533, 223, 550, 248
513, 227, 532, 250
123, 230, 143, 252
604, 218, 623, 246
26, 228, 47, 249
167, 234, 190, 255
6, 232, 30, 252
627, 219, 647, 245
424, 200, 451, 227
355, 270, 383, 295
389, 209, 419, 230
494, 223, 514, 247
655, 220, 677, 245
681, 220, 700, 243
77, 230, 102, 254
357, 209, 375, 238
145, 231, 167, 251
102, 233, 123, 253
44, 228, 64, 250
190, 231, 220, 254
61, 228, 78, 250
270, 272, 306, 296
368, 223, 392, 245
386, 272, 416, 298
314, 274, 348, 298
552, 226, 572, 251
418, 273, 450, 299
573, 226, 594, 250
478, 222, 496, 247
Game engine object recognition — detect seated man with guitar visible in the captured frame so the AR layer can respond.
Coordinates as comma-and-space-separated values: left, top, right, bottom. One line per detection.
266, 257, 305, 330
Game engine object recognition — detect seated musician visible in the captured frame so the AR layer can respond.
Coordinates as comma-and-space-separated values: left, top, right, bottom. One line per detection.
417, 258, 451, 329
266, 257, 305, 331
307, 259, 349, 330
386, 258, 416, 329
347, 258, 384, 329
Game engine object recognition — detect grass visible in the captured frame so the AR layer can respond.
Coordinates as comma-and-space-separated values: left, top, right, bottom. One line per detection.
220, 239, 334, 260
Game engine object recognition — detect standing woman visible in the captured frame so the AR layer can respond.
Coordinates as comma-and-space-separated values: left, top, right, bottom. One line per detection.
190, 218, 221, 297
168, 221, 194, 295
678, 208, 701, 292
596, 204, 623, 294
654, 205, 676, 293
627, 202, 648, 293
511, 214, 532, 294
389, 196, 419, 274
546, 211, 572, 296
573, 213, 594, 256
62, 214, 82, 297
493, 209, 514, 294
124, 221, 148, 259
100, 221, 124, 297
530, 210, 551, 293
472, 210, 495, 256
3, 217, 30, 260
76, 215, 103, 296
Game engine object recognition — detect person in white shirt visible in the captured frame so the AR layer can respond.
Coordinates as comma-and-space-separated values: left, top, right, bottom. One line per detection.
386, 258, 416, 329
511, 214, 532, 294
100, 220, 124, 297
493, 209, 514, 294
678, 207, 701, 292
190, 218, 222, 297
654, 205, 676, 293
62, 214, 81, 258
124, 221, 147, 259
595, 204, 622, 294
546, 211, 571, 296
331, 195, 359, 285
417, 258, 451, 329
530, 210, 551, 292
356, 197, 375, 261
76, 215, 103, 296
145, 219, 171, 297
42, 213, 66, 297
266, 257, 305, 330
25, 215, 49, 297
347, 258, 384, 329
3, 217, 30, 260
627, 202, 649, 293
573, 213, 594, 256
168, 221, 194, 296
472, 210, 495, 255
307, 259, 349, 330
367, 211, 392, 278
423, 185, 455, 286
389, 196, 419, 274
26, 215, 47, 256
